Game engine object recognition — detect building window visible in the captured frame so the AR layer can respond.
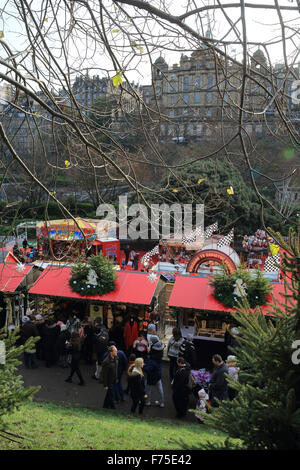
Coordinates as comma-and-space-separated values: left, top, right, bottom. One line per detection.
170, 109, 175, 117
183, 108, 188, 115
145, 97, 150, 104
209, 63, 213, 69
170, 74, 175, 79
170, 81, 175, 91
208, 76, 213, 88
207, 92, 212, 103
183, 76, 189, 91
207, 109, 212, 116
195, 76, 201, 88
183, 94, 189, 104
170, 95, 175, 104
196, 64, 200, 70
185, 65, 189, 70
195, 92, 200, 103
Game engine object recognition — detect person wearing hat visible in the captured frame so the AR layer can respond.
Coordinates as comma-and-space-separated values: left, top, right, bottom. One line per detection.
20, 315, 39, 369
143, 335, 165, 408
178, 334, 197, 369
226, 355, 239, 400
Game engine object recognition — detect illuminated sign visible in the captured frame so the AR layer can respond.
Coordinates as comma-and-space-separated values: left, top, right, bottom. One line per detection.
186, 249, 236, 274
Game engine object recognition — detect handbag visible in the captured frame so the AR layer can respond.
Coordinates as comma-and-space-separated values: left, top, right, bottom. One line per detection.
188, 372, 197, 391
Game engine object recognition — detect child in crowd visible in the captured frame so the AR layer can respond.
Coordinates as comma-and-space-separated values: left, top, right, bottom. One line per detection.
194, 388, 209, 423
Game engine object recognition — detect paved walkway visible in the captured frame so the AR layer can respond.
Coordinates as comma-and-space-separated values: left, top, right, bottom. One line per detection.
19, 360, 197, 423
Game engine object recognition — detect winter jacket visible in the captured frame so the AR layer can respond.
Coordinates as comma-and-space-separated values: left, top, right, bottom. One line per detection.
128, 366, 146, 400
143, 359, 161, 385
103, 349, 128, 379
20, 321, 39, 345
172, 364, 191, 396
209, 362, 229, 393
179, 339, 197, 369
101, 354, 119, 387
167, 336, 185, 358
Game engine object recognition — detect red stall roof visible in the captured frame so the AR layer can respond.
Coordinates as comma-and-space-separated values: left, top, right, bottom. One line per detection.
0, 263, 33, 293
29, 267, 160, 305
168, 275, 292, 315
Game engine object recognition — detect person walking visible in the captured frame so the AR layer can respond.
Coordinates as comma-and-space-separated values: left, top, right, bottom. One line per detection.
102, 345, 119, 409
209, 354, 229, 407
143, 335, 165, 408
167, 327, 185, 381
103, 341, 128, 403
172, 356, 192, 419
128, 357, 147, 415
20, 316, 39, 369
65, 332, 85, 385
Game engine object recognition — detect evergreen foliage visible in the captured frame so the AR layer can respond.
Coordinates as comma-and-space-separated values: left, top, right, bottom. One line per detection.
211, 265, 272, 308
202, 228, 300, 450
70, 254, 117, 296
0, 328, 40, 431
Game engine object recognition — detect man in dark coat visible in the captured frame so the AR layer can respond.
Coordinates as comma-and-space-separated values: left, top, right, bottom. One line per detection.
172, 356, 192, 418
209, 354, 229, 407
102, 345, 119, 409
178, 334, 197, 369
103, 341, 128, 403
20, 316, 39, 369
92, 320, 109, 380
42, 319, 60, 368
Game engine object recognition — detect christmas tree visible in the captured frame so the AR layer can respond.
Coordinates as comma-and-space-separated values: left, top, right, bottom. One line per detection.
0, 328, 40, 442
202, 227, 300, 450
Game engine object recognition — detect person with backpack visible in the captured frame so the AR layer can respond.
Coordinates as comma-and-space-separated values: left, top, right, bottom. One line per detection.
92, 319, 109, 380
167, 327, 185, 381
178, 334, 197, 369
143, 335, 165, 408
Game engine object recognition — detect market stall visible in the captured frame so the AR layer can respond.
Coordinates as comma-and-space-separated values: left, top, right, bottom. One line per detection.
168, 274, 286, 369
28, 267, 166, 352
0, 262, 40, 329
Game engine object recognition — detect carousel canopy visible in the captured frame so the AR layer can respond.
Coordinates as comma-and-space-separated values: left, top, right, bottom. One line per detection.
29, 267, 160, 305
0, 263, 33, 293
36, 218, 117, 242
168, 274, 291, 315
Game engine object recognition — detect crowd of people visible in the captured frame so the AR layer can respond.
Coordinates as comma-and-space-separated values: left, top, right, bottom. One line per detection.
18, 313, 240, 422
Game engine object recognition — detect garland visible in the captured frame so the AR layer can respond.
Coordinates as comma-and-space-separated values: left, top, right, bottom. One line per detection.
210, 265, 272, 309
69, 255, 117, 296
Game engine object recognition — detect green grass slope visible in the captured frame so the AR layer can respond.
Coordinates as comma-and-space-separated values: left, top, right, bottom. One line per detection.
0, 401, 226, 450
